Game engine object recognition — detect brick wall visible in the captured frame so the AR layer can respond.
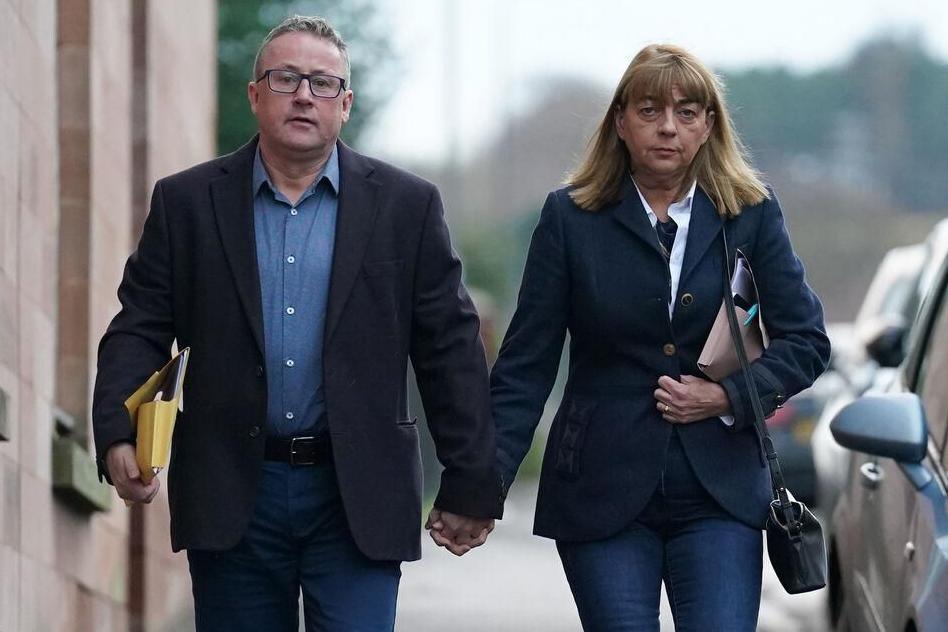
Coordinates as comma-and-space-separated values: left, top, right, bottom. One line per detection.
0, 1, 216, 630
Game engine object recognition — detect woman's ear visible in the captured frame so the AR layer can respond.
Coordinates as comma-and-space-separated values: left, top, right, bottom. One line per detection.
614, 105, 627, 140
702, 108, 716, 144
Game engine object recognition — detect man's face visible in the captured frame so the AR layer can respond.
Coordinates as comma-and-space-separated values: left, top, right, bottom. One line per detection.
615, 85, 714, 183
248, 32, 353, 156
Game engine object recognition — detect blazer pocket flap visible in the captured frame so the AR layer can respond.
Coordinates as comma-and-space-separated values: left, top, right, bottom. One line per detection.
555, 400, 598, 477
362, 259, 405, 277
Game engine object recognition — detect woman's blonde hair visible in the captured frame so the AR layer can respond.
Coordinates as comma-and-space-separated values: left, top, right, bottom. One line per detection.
567, 44, 767, 217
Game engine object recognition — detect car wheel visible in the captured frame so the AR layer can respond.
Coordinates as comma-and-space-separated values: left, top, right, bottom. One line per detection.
834, 597, 853, 632
827, 545, 851, 631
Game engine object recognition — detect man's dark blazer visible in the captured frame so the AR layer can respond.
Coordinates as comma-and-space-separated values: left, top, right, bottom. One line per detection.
92, 137, 502, 561
491, 179, 830, 541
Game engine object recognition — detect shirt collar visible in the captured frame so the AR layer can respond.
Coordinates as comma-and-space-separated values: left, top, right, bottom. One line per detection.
632, 179, 697, 228
252, 143, 340, 198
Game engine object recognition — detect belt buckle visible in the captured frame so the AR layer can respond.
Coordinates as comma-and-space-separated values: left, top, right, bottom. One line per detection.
289, 436, 316, 466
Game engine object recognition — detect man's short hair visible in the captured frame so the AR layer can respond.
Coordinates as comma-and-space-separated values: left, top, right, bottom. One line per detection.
253, 15, 351, 86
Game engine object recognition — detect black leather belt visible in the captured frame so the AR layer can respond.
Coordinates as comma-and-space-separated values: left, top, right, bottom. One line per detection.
264, 436, 332, 466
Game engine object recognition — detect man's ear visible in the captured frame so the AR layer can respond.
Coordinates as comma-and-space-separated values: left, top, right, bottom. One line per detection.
248, 81, 259, 115
340, 90, 354, 124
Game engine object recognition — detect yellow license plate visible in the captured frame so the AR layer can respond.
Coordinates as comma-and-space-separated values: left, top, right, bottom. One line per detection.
792, 419, 816, 444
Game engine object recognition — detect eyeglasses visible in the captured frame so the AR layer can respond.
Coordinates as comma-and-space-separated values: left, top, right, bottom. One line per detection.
256, 69, 347, 98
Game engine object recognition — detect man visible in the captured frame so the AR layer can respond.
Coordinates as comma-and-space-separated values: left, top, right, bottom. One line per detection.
92, 15, 502, 631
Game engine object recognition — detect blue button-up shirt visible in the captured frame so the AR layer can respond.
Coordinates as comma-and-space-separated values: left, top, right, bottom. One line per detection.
253, 145, 339, 437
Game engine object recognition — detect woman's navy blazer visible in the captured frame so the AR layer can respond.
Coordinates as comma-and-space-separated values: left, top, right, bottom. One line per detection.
491, 178, 830, 541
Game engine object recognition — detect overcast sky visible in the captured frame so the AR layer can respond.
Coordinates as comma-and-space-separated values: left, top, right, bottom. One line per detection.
361, 0, 948, 164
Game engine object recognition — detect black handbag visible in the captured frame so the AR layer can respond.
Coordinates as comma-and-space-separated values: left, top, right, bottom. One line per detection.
721, 226, 828, 595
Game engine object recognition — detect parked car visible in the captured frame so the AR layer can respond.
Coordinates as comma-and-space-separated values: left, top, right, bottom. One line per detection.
811, 243, 927, 513
916, 218, 948, 309
827, 250, 948, 632
768, 363, 847, 505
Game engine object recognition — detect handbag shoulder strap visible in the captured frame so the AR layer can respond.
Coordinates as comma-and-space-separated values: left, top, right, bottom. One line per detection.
721, 225, 792, 507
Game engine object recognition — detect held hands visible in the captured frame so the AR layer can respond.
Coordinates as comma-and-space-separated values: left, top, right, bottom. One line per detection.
105, 442, 160, 504
654, 375, 731, 424
425, 508, 494, 556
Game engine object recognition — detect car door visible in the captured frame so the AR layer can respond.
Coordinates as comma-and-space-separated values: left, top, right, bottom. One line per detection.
842, 261, 948, 631
845, 439, 917, 630
900, 266, 948, 629
836, 424, 914, 631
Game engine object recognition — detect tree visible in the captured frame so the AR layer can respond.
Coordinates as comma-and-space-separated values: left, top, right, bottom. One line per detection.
722, 35, 948, 211
217, 0, 394, 153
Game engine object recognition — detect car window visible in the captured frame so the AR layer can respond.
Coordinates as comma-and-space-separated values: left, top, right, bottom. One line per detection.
915, 282, 948, 459
880, 280, 914, 317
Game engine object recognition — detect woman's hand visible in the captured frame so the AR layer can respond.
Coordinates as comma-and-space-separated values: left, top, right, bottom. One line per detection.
654, 375, 731, 424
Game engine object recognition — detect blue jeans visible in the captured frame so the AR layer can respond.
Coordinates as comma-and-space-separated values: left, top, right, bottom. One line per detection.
187, 461, 401, 631
556, 433, 762, 631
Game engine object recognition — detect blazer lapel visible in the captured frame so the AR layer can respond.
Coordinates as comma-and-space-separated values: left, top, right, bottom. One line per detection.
325, 142, 380, 344
210, 137, 265, 356
611, 178, 664, 259
678, 186, 724, 288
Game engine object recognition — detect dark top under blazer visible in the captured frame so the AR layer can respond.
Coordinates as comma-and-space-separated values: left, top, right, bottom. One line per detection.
491, 179, 830, 541
92, 138, 503, 561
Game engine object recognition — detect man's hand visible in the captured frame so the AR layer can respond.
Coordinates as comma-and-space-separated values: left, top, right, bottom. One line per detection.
105, 442, 160, 504
425, 508, 494, 556
654, 374, 731, 424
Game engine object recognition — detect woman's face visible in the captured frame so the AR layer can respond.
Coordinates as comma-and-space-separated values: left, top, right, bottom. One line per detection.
615, 84, 714, 185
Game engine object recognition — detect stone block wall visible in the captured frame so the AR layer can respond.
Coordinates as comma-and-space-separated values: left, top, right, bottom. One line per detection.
0, 1, 216, 629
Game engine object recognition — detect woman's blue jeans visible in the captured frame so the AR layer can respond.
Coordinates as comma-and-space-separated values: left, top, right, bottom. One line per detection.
556, 433, 763, 631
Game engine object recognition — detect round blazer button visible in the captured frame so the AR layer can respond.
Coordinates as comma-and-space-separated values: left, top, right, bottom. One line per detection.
681, 293, 694, 307
248, 425, 261, 438
255, 365, 264, 377
663, 343, 677, 356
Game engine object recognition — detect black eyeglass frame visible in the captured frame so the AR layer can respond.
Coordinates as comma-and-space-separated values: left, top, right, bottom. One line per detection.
255, 69, 348, 98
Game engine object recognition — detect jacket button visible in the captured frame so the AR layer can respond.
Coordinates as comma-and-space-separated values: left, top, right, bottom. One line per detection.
248, 425, 261, 438
663, 343, 677, 356
680, 293, 694, 307
255, 365, 264, 377
774, 394, 786, 408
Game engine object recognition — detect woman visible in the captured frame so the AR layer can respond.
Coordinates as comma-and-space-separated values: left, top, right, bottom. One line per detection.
490, 44, 830, 631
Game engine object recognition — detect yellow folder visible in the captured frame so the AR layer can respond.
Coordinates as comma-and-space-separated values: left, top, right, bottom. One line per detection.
123, 347, 190, 485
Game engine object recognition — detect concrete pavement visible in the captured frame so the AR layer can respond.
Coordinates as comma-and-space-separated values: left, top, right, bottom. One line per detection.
396, 486, 830, 631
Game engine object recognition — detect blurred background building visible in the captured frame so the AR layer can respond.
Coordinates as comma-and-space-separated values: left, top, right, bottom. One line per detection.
3, 0, 948, 630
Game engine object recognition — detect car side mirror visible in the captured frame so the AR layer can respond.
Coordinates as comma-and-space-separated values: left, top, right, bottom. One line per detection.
860, 315, 907, 368
830, 393, 927, 463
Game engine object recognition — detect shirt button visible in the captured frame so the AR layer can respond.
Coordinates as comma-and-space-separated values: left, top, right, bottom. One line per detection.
248, 425, 261, 438
290, 208, 298, 216
681, 293, 694, 307
285, 412, 294, 420
286, 306, 295, 315
286, 255, 295, 264
663, 343, 677, 356
286, 359, 295, 367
